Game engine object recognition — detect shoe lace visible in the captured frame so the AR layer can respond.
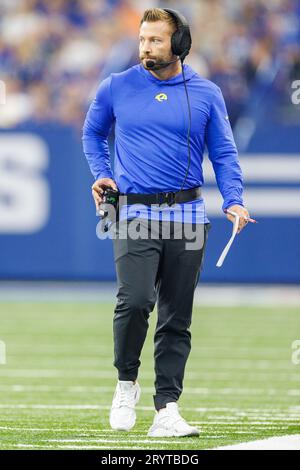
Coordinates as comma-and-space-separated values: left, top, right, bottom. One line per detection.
159, 407, 185, 427
115, 386, 136, 408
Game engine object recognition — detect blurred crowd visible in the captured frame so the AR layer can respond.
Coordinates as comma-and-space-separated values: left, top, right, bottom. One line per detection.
0, 0, 299, 128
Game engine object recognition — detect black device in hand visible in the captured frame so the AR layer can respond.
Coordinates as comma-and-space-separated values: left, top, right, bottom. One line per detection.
97, 188, 120, 232
102, 188, 120, 207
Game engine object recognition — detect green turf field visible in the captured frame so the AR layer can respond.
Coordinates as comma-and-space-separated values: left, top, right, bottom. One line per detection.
0, 302, 299, 450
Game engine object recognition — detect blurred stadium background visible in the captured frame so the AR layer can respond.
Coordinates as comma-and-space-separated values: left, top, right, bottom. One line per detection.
0, 0, 300, 450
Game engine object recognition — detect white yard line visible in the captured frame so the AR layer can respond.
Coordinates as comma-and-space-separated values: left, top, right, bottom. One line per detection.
0, 424, 297, 434
0, 426, 291, 434
213, 434, 300, 450
0, 361, 294, 379
0, 426, 108, 432
0, 404, 114, 410
13, 435, 300, 450
0, 404, 299, 416
14, 444, 152, 449
0, 385, 298, 397
42, 438, 195, 444
4, 345, 294, 354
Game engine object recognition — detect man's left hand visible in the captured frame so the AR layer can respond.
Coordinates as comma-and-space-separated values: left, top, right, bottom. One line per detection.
226, 204, 250, 234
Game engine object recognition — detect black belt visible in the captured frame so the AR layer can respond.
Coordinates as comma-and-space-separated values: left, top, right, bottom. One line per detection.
119, 187, 201, 207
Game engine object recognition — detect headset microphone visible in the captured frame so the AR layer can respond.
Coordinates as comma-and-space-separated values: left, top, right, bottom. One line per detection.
145, 56, 181, 70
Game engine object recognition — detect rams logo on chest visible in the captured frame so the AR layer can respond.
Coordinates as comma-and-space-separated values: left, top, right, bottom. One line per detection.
155, 93, 168, 102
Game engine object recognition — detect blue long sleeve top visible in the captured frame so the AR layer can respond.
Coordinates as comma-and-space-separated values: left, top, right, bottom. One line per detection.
82, 63, 244, 224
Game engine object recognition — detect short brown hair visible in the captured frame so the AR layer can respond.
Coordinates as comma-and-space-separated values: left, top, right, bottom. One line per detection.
140, 8, 177, 32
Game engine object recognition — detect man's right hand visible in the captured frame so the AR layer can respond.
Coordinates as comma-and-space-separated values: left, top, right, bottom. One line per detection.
92, 178, 118, 210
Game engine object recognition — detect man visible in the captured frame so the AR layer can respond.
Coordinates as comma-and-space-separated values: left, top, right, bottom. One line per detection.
82, 8, 250, 437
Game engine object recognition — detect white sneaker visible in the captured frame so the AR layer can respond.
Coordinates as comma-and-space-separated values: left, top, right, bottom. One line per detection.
147, 402, 200, 437
109, 380, 141, 431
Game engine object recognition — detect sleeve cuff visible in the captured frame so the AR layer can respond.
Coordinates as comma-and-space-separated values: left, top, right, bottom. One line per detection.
222, 200, 244, 212
95, 171, 114, 181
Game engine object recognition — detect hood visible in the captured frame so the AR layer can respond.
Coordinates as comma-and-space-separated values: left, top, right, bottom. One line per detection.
138, 63, 197, 86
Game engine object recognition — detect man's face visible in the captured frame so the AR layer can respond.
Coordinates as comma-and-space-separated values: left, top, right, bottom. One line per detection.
139, 20, 175, 70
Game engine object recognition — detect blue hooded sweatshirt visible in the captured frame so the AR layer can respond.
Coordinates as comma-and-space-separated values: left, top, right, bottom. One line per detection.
82, 63, 244, 224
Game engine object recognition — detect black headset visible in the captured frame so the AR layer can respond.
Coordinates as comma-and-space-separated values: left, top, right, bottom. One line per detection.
163, 8, 192, 62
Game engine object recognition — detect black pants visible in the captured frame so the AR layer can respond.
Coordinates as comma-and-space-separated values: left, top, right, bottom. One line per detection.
111, 217, 211, 411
